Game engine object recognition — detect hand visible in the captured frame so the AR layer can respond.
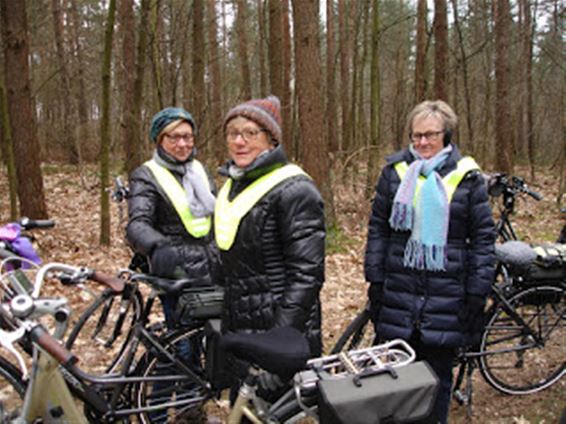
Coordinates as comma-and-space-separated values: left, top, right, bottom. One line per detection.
258, 372, 285, 392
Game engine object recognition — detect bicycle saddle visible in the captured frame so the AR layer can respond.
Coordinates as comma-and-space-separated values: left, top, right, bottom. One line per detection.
495, 241, 537, 268
219, 326, 311, 376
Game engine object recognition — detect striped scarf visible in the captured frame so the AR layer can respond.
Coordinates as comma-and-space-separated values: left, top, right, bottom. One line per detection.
389, 145, 453, 271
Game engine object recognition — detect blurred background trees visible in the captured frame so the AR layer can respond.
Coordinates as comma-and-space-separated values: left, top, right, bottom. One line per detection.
0, 0, 564, 229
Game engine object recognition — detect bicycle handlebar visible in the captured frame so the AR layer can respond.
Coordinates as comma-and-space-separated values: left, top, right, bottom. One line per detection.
19, 217, 56, 230
30, 324, 78, 366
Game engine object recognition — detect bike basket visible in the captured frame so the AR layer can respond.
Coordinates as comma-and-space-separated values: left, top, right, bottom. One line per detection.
317, 361, 438, 424
175, 285, 224, 325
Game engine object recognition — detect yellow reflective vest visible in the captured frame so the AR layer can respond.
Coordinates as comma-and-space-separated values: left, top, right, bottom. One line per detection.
394, 156, 480, 203
144, 159, 212, 238
215, 164, 308, 251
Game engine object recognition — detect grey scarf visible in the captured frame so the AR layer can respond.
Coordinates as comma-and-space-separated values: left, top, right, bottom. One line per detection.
152, 150, 216, 218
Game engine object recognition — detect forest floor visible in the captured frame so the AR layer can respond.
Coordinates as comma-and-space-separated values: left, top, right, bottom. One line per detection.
0, 163, 564, 423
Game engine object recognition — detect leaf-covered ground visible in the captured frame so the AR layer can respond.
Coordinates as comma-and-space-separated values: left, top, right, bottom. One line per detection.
0, 164, 564, 422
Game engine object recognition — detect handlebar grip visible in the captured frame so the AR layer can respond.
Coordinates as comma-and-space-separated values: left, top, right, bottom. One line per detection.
527, 190, 543, 201
91, 270, 125, 293
30, 325, 78, 366
20, 218, 56, 230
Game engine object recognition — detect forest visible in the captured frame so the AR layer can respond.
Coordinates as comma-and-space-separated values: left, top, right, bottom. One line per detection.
0, 0, 565, 421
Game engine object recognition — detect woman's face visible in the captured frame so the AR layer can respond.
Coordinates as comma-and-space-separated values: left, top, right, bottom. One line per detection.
410, 115, 445, 159
225, 116, 273, 168
159, 121, 195, 162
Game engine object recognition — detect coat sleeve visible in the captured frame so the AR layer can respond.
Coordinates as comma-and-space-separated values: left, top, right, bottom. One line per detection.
126, 167, 168, 257
465, 172, 496, 297
273, 178, 325, 331
364, 167, 394, 286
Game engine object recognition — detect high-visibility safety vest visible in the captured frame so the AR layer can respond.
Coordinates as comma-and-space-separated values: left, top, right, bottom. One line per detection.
215, 164, 308, 251
393, 156, 480, 203
144, 159, 211, 238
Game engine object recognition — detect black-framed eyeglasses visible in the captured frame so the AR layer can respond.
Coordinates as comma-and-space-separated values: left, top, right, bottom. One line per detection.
410, 130, 444, 142
226, 128, 266, 142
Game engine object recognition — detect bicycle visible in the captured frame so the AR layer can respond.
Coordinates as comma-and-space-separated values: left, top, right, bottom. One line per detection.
0, 269, 439, 424
0, 262, 215, 423
331, 173, 565, 406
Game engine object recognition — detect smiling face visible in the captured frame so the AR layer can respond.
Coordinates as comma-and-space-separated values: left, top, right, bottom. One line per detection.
225, 116, 273, 168
410, 115, 445, 159
159, 121, 195, 162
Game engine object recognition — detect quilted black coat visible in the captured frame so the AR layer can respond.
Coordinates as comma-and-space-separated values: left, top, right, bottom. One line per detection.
126, 153, 218, 285
365, 145, 496, 348
217, 146, 325, 356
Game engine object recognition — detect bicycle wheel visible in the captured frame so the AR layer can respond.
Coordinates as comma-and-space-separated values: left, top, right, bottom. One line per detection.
65, 286, 142, 374
479, 284, 566, 395
0, 356, 26, 421
133, 326, 209, 424
330, 305, 375, 354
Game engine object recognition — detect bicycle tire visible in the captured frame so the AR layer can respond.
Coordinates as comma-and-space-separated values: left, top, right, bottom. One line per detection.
133, 326, 209, 424
330, 305, 374, 354
65, 286, 142, 374
479, 284, 566, 395
0, 356, 26, 422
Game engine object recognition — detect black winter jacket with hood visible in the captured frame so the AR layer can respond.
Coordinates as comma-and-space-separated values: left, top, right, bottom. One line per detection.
217, 145, 325, 356
365, 145, 495, 348
126, 148, 218, 285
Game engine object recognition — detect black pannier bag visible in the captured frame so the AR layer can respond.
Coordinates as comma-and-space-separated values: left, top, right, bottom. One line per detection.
204, 319, 233, 391
317, 361, 438, 424
525, 243, 566, 282
175, 285, 224, 326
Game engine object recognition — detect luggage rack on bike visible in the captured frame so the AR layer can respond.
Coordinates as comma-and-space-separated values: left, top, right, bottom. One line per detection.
295, 338, 416, 391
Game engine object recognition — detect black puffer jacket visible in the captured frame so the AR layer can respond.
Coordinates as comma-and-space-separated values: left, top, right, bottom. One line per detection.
126, 152, 218, 285
365, 145, 495, 348
217, 146, 325, 356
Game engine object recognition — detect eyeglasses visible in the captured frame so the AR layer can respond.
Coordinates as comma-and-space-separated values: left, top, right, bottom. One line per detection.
226, 128, 266, 143
410, 130, 444, 142
164, 133, 195, 144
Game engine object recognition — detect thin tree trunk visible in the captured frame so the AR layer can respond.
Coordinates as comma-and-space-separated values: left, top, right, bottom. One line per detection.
338, 0, 350, 153
494, 0, 514, 174
433, 0, 448, 101
281, 0, 292, 154
207, 0, 224, 165
415, 0, 427, 103
99, 0, 117, 245
1, 0, 48, 219
150, 0, 163, 110
292, 0, 335, 228
326, 0, 338, 155
256, 0, 268, 96
520, 0, 535, 179
268, 0, 283, 100
366, 0, 381, 198
235, 0, 251, 100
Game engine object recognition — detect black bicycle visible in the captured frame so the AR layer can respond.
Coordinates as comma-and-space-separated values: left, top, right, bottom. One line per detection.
332, 174, 565, 402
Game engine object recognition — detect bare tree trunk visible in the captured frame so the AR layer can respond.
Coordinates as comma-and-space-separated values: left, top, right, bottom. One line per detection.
326, 0, 338, 156
268, 0, 283, 100
415, 0, 427, 103
51, 0, 78, 164
207, 0, 224, 166
149, 1, 163, 110
494, 0, 514, 174
338, 0, 350, 153
1, 0, 48, 219
235, 0, 251, 100
291, 0, 335, 228
433, 0, 448, 101
256, 0, 268, 96
99, 0, 116, 245
0, 75, 18, 219
281, 0, 292, 155
119, 0, 138, 176
520, 0, 535, 179
366, 0, 381, 198
68, 0, 90, 167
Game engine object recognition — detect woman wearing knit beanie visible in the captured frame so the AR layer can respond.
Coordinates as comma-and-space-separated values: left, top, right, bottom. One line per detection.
364, 100, 495, 423
215, 96, 325, 400
126, 106, 218, 422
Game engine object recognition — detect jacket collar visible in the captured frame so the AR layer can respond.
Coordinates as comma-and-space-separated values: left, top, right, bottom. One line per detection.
387, 143, 462, 175
219, 144, 289, 181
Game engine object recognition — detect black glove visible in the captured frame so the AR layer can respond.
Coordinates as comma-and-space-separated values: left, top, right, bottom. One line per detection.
368, 283, 384, 324
150, 244, 182, 278
459, 295, 487, 345
258, 372, 285, 392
